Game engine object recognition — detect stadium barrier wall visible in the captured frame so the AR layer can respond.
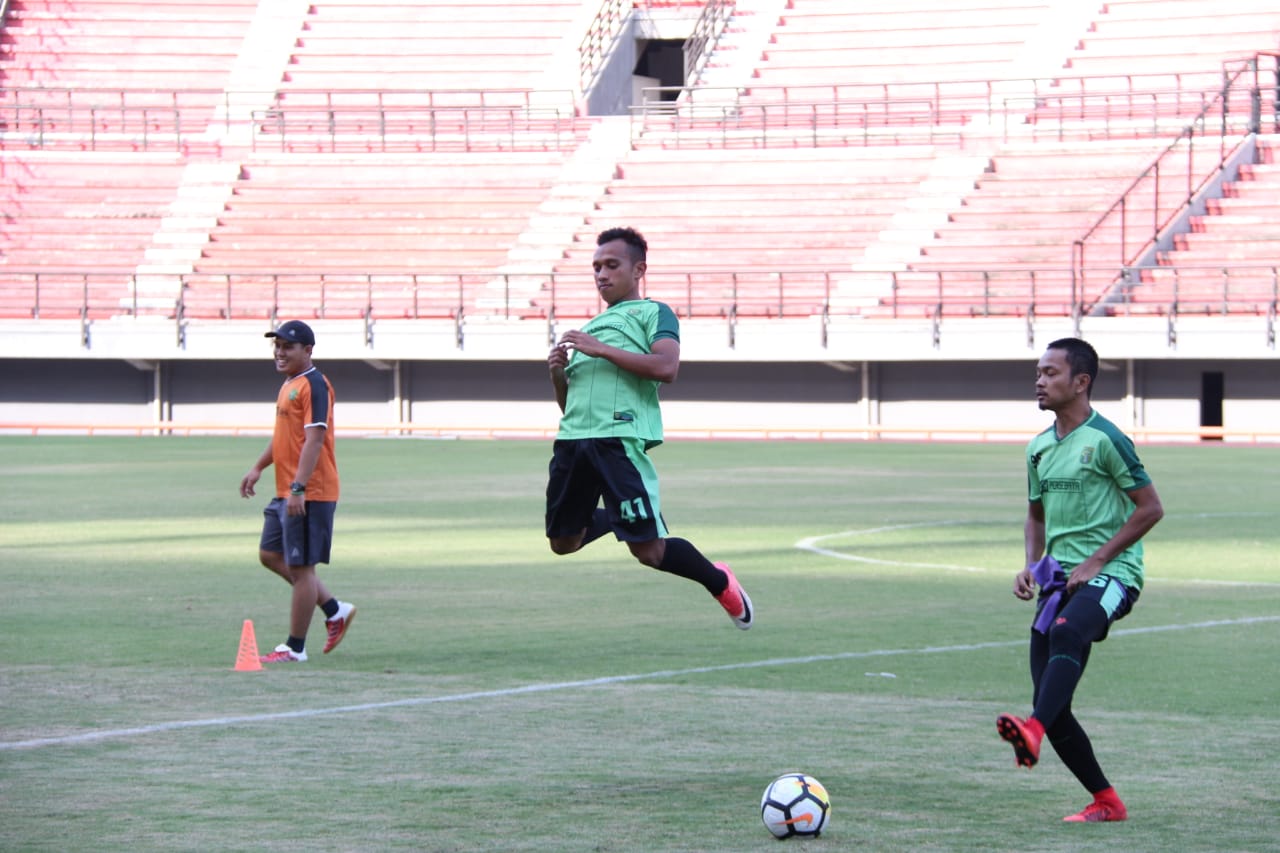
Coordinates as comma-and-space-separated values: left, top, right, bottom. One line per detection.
1, 421, 1276, 445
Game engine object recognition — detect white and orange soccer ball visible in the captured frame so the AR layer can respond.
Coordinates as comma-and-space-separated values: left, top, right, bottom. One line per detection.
760, 772, 831, 839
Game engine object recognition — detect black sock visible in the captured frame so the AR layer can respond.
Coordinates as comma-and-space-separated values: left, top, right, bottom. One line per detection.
1046, 713, 1111, 793
320, 598, 339, 619
657, 537, 728, 595
286, 635, 305, 654
580, 508, 612, 547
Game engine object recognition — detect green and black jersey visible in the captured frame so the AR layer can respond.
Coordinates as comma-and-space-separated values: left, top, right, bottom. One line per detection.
1026, 409, 1153, 590
557, 299, 679, 449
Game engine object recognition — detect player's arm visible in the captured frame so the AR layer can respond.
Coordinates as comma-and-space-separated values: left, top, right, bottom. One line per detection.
548, 343, 569, 412
1015, 500, 1046, 600
559, 330, 680, 383
1066, 483, 1163, 591
239, 441, 274, 498
286, 426, 326, 515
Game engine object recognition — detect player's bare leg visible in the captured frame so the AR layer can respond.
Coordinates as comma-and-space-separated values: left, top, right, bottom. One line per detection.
258, 549, 334, 607
288, 565, 319, 643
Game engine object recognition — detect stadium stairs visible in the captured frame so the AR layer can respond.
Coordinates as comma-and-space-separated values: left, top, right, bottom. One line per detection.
1137, 136, 1280, 316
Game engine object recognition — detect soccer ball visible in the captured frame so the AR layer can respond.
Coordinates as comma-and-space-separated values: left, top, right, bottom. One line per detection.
760, 772, 831, 839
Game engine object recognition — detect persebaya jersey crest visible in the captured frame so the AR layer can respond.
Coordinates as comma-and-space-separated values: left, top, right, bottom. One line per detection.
1080, 446, 1095, 464
289, 388, 300, 401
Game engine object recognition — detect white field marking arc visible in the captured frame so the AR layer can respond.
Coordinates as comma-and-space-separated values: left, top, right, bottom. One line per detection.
796, 514, 1280, 587
797, 521, 993, 573
2, 615, 1276, 753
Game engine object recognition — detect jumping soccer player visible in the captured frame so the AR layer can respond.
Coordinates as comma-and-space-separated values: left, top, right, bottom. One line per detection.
543, 226, 753, 629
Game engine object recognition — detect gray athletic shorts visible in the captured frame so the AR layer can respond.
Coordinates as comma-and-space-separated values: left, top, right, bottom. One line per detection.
260, 498, 336, 568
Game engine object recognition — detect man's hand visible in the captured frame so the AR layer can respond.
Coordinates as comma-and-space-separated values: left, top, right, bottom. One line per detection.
547, 342, 570, 372
239, 468, 260, 498
1065, 556, 1104, 592
1013, 567, 1036, 600
558, 329, 605, 357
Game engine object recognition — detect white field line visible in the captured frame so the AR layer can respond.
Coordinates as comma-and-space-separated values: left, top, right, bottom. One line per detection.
2, 615, 1277, 752
796, 514, 1280, 587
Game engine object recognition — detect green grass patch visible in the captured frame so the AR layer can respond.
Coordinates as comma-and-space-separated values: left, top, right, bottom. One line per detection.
1, 438, 1277, 851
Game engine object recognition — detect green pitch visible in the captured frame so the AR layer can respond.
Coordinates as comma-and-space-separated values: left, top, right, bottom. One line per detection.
1, 437, 1276, 851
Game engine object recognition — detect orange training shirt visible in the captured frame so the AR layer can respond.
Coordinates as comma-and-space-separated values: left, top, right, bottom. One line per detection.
272, 367, 339, 501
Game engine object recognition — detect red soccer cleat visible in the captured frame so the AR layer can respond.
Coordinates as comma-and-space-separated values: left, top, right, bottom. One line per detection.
996, 713, 1043, 768
323, 601, 357, 654
1064, 795, 1128, 823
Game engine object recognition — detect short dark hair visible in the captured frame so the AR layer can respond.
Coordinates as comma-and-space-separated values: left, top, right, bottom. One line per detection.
596, 226, 647, 264
1047, 337, 1098, 397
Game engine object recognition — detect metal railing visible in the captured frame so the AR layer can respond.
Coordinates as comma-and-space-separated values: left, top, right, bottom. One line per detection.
2, 266, 1275, 351
629, 67, 1268, 136
0, 87, 581, 152
1070, 57, 1276, 315
4, 61, 1273, 153
631, 90, 961, 147
577, 0, 734, 99
579, 0, 631, 90
250, 103, 582, 153
682, 0, 734, 89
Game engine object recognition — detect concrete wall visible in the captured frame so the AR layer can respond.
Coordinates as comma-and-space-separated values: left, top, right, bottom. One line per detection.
3, 354, 1275, 441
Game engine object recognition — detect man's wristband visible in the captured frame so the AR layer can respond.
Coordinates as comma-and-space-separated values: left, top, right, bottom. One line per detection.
289, 481, 306, 496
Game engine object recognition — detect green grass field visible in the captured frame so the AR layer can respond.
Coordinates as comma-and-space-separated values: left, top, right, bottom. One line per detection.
1, 436, 1277, 852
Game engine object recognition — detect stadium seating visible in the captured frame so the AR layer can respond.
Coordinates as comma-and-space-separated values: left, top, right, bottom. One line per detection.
1023, 0, 1280, 138
1060, 0, 1280, 85
547, 144, 949, 318
0, 0, 259, 146
744, 0, 1060, 92
184, 151, 575, 318
1, 0, 1276, 325
917, 140, 1207, 267
0, 1, 257, 90
275, 1, 585, 96
897, 136, 1245, 316
0, 151, 189, 270
0, 150, 200, 318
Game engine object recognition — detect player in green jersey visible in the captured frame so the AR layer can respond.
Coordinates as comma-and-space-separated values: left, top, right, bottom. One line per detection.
544, 227, 753, 629
997, 337, 1164, 823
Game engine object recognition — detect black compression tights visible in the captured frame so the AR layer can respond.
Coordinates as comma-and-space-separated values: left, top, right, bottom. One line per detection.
1029, 597, 1112, 794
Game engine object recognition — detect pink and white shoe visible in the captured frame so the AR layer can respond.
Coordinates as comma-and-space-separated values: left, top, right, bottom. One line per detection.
261, 644, 307, 664
713, 562, 753, 630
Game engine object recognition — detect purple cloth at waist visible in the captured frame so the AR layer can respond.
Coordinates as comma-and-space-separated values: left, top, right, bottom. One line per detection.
1030, 555, 1067, 634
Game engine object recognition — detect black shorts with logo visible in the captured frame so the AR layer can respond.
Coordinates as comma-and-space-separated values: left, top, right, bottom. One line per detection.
545, 437, 668, 543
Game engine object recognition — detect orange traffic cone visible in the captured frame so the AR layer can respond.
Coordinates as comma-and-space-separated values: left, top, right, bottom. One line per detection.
234, 619, 263, 671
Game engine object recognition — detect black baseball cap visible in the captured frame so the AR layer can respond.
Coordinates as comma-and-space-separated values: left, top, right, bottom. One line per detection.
264, 320, 315, 346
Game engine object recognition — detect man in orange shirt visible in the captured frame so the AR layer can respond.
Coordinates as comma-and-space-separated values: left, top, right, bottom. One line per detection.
239, 320, 355, 663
